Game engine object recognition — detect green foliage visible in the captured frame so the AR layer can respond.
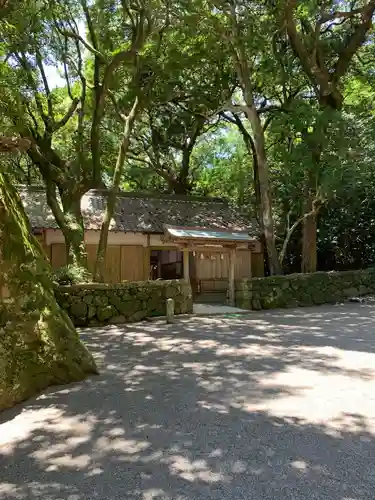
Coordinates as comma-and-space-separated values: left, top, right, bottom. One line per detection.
1, 0, 375, 275
192, 125, 254, 209
52, 264, 92, 286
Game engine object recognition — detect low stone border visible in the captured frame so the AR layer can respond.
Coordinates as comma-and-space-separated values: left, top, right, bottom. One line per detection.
236, 268, 375, 310
55, 280, 193, 326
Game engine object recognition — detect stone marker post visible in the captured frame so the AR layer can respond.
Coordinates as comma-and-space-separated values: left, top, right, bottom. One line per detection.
166, 298, 175, 323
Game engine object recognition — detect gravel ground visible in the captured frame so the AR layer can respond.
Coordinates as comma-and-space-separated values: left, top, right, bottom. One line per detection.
1, 303, 375, 499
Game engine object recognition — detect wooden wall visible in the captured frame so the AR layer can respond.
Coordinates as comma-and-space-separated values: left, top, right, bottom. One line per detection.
194, 249, 254, 280
49, 244, 263, 283
1, 239, 264, 299
50, 243, 147, 283
251, 252, 265, 277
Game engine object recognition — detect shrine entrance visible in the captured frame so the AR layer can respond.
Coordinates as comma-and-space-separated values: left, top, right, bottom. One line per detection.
163, 226, 257, 306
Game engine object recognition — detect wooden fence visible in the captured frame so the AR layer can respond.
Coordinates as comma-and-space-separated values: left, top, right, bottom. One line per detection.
195, 249, 253, 280
48, 244, 264, 283
0, 243, 264, 298
50, 243, 147, 283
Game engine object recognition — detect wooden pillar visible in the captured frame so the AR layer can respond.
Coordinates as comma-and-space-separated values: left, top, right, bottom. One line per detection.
183, 248, 190, 282
143, 234, 150, 280
228, 247, 236, 306
143, 247, 150, 280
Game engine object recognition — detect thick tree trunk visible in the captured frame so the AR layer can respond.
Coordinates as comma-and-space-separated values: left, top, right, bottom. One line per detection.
61, 195, 88, 268
0, 174, 97, 410
253, 156, 261, 222
301, 128, 323, 274
177, 147, 192, 194
95, 98, 141, 282
26, 142, 89, 270
46, 184, 88, 269
244, 106, 281, 275
301, 207, 317, 273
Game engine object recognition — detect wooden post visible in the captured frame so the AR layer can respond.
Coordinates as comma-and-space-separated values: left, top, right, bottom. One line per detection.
183, 248, 190, 282
143, 235, 150, 280
228, 247, 236, 306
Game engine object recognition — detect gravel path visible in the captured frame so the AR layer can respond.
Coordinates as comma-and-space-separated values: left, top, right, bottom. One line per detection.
1, 303, 375, 499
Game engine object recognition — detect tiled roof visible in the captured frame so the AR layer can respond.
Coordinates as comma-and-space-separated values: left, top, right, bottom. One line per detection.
19, 188, 259, 236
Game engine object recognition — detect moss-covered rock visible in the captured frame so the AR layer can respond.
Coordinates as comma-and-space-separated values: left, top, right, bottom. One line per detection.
70, 302, 88, 318
93, 294, 109, 307
87, 304, 97, 319
0, 176, 97, 411
83, 294, 94, 305
97, 305, 117, 322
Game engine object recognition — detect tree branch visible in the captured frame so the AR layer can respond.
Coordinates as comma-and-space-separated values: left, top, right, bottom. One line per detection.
53, 98, 79, 131
320, 7, 367, 23
57, 26, 106, 61
35, 49, 53, 120
107, 90, 127, 123
14, 53, 50, 130
279, 194, 325, 264
333, 1, 375, 82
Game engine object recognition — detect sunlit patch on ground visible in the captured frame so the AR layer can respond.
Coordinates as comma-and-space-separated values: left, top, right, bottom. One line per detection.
1, 303, 375, 499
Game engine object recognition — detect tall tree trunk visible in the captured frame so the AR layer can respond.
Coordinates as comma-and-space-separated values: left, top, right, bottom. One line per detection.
301, 171, 318, 273
244, 105, 281, 274
226, 10, 281, 274
252, 155, 261, 222
177, 146, 192, 194
0, 173, 97, 410
301, 124, 324, 274
172, 149, 192, 195
233, 115, 261, 219
94, 98, 141, 282
27, 144, 89, 270
46, 183, 88, 269
62, 199, 88, 268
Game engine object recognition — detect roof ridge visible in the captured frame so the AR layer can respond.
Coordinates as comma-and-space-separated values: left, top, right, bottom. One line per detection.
21, 186, 258, 234
17, 185, 228, 204
87, 189, 228, 204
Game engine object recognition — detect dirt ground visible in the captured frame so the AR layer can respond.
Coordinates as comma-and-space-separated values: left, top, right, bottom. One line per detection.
1, 303, 375, 499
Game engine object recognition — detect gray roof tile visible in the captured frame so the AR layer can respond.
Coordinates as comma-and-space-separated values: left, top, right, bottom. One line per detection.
19, 188, 259, 235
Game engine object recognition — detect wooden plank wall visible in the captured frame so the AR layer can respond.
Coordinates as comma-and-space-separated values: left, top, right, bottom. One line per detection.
50, 243, 146, 283
195, 249, 254, 280
49, 244, 263, 283
195, 251, 229, 280
251, 252, 265, 277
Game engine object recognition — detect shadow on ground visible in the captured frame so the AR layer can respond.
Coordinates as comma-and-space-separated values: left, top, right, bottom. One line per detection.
1, 303, 375, 499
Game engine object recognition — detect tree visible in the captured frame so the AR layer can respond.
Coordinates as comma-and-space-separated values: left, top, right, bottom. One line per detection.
283, 0, 375, 272
0, 168, 97, 410
201, 1, 281, 273
192, 124, 254, 210
126, 3, 235, 195
93, 0, 172, 280
0, 0, 156, 270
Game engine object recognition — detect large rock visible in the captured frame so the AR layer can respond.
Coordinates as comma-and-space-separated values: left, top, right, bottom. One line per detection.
70, 301, 88, 318
97, 305, 117, 322
0, 178, 97, 411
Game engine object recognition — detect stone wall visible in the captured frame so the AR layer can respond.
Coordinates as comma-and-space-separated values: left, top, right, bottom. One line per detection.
55, 279, 193, 326
235, 268, 375, 310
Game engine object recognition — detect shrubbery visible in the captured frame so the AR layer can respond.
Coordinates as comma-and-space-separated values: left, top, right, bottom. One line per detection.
52, 264, 92, 286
